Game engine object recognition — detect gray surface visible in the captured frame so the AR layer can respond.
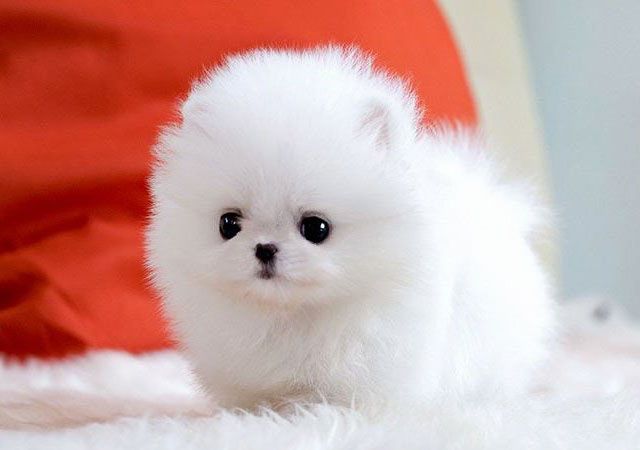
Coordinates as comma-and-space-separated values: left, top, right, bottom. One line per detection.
518, 1, 640, 314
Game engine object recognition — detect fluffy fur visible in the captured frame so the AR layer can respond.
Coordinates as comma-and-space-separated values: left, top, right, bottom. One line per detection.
2, 299, 640, 448
146, 47, 555, 411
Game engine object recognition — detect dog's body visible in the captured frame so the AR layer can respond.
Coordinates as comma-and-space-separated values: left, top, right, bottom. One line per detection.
147, 47, 555, 411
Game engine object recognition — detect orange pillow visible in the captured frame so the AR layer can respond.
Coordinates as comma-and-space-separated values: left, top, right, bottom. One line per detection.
0, 1, 476, 358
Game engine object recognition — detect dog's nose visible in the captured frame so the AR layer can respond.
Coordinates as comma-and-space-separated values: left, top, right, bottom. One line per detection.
255, 243, 278, 263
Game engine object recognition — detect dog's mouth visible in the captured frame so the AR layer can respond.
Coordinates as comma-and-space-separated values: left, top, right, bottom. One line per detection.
252, 265, 322, 288
257, 264, 276, 280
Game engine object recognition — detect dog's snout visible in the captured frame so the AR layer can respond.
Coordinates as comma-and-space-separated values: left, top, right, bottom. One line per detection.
255, 243, 278, 263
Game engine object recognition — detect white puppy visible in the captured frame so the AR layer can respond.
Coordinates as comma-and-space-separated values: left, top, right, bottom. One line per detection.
146, 47, 555, 411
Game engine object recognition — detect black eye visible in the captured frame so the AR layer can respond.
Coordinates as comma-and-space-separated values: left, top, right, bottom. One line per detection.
219, 212, 241, 240
300, 216, 331, 244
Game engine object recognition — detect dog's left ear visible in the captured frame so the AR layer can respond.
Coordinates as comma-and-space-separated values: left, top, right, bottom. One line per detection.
357, 100, 395, 151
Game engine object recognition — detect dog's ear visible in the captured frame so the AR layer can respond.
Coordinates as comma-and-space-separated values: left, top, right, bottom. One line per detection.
179, 95, 217, 140
357, 100, 394, 151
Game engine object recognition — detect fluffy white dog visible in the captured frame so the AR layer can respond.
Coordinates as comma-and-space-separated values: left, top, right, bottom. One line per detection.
146, 47, 555, 411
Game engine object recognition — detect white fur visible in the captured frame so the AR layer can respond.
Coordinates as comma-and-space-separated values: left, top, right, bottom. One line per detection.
146, 47, 556, 411
2, 300, 640, 448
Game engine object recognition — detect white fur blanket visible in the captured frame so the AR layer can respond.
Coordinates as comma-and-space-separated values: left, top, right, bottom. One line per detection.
2, 298, 640, 449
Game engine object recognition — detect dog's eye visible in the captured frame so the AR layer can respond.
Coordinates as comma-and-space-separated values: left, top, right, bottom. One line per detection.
219, 212, 242, 240
300, 216, 330, 244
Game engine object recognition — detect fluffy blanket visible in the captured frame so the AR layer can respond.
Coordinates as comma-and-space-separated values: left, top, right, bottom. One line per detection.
2, 298, 640, 449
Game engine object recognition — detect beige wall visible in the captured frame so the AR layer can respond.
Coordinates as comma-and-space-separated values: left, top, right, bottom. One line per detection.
437, 0, 555, 270
437, 0, 548, 189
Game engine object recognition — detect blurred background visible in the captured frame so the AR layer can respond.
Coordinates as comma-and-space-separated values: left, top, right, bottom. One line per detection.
1, 1, 638, 361
519, 1, 640, 316
441, 0, 639, 316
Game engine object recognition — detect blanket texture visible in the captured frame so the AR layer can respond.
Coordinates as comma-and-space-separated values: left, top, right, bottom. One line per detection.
1, 298, 640, 449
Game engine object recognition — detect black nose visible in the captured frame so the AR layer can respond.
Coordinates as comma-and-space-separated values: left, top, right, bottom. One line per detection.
255, 243, 278, 263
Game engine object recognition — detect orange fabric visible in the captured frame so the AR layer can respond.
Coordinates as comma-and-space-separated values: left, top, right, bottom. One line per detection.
0, 1, 476, 358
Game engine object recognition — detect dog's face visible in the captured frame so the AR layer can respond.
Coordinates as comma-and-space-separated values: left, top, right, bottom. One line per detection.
148, 50, 425, 309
